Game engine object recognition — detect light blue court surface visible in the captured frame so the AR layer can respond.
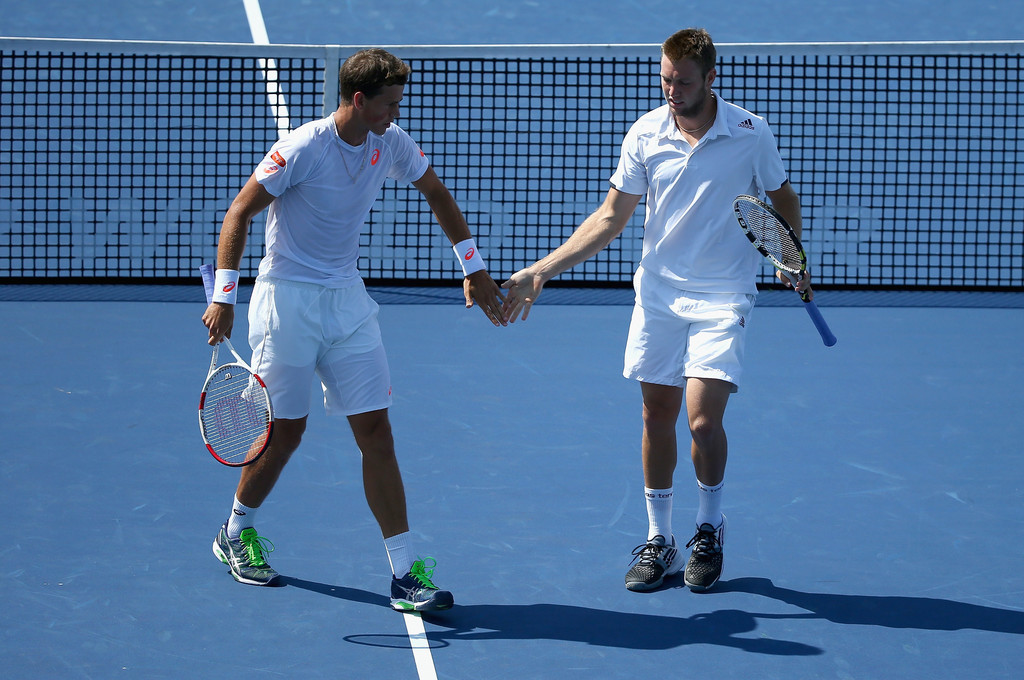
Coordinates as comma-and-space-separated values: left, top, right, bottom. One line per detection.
2, 292, 1023, 679
2, 0, 1022, 44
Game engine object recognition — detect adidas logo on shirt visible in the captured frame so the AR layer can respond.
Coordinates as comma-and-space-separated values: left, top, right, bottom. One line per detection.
738, 119, 755, 130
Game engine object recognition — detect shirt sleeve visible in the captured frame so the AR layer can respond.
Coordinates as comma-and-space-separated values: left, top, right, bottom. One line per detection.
254, 130, 317, 197
752, 122, 789, 195
384, 125, 430, 184
609, 122, 648, 196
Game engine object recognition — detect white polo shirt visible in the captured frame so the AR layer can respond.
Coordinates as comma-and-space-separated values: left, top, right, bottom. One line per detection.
253, 116, 429, 287
610, 95, 789, 295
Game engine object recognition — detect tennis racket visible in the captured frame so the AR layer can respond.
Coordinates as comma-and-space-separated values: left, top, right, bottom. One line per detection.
733, 195, 837, 347
198, 263, 274, 466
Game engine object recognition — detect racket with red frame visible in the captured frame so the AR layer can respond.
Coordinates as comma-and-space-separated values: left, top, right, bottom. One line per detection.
198, 264, 274, 466
733, 195, 837, 347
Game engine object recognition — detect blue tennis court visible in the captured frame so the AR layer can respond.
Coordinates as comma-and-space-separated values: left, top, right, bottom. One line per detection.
3, 1, 1024, 677
3, 288, 1023, 679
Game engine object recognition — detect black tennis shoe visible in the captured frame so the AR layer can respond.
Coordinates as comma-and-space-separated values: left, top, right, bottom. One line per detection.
683, 515, 726, 592
625, 534, 681, 591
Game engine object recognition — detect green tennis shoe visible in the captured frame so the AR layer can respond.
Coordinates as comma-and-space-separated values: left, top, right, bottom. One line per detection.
212, 524, 280, 586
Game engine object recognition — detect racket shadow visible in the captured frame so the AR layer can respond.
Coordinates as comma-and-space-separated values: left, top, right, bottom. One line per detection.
715, 577, 1024, 634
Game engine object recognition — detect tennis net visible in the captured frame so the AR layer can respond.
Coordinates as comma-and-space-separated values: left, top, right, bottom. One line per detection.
1, 38, 1021, 290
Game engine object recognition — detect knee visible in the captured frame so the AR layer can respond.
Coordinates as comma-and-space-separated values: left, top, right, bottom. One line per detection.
642, 400, 680, 430
688, 413, 724, 448
351, 410, 395, 457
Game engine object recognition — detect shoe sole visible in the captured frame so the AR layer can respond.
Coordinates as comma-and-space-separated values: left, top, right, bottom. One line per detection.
625, 579, 664, 592
391, 600, 454, 612
391, 592, 455, 612
684, 574, 720, 592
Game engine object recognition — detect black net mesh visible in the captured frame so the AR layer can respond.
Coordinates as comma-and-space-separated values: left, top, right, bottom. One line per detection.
2, 44, 1021, 290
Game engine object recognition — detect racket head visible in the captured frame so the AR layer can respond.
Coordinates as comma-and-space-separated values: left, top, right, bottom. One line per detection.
733, 194, 808, 275
198, 360, 274, 467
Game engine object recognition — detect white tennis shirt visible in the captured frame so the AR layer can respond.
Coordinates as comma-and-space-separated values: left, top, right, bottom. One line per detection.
610, 95, 790, 295
254, 116, 429, 286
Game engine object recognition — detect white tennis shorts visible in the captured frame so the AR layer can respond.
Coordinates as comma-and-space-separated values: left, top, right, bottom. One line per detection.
247, 277, 392, 419
623, 269, 755, 392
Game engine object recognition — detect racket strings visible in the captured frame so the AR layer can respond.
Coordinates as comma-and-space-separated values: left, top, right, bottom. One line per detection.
201, 366, 272, 463
739, 205, 804, 272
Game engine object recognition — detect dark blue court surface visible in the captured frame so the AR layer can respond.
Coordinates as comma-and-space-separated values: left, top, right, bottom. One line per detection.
4, 2, 1023, 678
2, 295, 1022, 678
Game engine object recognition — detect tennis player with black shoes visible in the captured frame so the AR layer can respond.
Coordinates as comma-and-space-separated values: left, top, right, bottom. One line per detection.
202, 48, 505, 611
502, 28, 813, 593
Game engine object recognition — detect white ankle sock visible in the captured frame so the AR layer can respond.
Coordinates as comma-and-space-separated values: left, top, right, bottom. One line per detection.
695, 479, 724, 528
226, 496, 258, 539
384, 532, 413, 577
645, 487, 673, 542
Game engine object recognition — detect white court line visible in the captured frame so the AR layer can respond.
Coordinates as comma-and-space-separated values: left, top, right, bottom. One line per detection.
402, 612, 440, 680
240, 3, 439, 677
242, 0, 292, 138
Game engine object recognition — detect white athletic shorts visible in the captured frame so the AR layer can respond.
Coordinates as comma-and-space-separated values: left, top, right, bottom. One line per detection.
623, 269, 755, 392
247, 276, 392, 419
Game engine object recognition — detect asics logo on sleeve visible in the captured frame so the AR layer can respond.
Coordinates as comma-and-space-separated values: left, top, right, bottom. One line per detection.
271, 151, 287, 167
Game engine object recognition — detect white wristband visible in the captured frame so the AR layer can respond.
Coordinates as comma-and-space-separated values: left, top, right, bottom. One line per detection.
452, 238, 486, 276
212, 269, 240, 304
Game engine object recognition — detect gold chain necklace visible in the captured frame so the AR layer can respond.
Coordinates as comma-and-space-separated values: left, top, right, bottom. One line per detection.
679, 94, 716, 134
679, 117, 714, 134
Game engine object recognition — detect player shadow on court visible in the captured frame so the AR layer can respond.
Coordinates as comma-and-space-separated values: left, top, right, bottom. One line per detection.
420, 603, 822, 654
714, 577, 1024, 634
282, 574, 819, 654
281, 574, 1024, 651
279, 575, 391, 607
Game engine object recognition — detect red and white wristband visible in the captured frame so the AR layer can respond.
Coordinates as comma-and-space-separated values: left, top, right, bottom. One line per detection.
212, 269, 240, 304
452, 238, 486, 276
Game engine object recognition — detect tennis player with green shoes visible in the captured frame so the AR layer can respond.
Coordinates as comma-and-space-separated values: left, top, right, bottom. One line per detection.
203, 48, 505, 611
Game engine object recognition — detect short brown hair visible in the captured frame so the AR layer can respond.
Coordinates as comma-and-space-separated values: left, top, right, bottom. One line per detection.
662, 28, 716, 76
338, 48, 411, 103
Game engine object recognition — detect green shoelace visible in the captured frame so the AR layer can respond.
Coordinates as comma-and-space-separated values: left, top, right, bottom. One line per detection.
238, 528, 276, 567
409, 558, 439, 588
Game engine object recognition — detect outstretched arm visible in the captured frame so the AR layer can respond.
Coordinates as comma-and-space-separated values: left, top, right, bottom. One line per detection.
502, 187, 641, 322
414, 167, 506, 327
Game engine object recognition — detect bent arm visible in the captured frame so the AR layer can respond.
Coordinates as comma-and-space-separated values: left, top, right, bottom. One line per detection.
765, 181, 812, 295
766, 181, 801, 240
413, 166, 506, 326
413, 166, 474, 245
203, 176, 275, 344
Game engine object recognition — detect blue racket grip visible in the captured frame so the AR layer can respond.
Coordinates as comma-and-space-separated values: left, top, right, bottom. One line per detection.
802, 297, 837, 347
